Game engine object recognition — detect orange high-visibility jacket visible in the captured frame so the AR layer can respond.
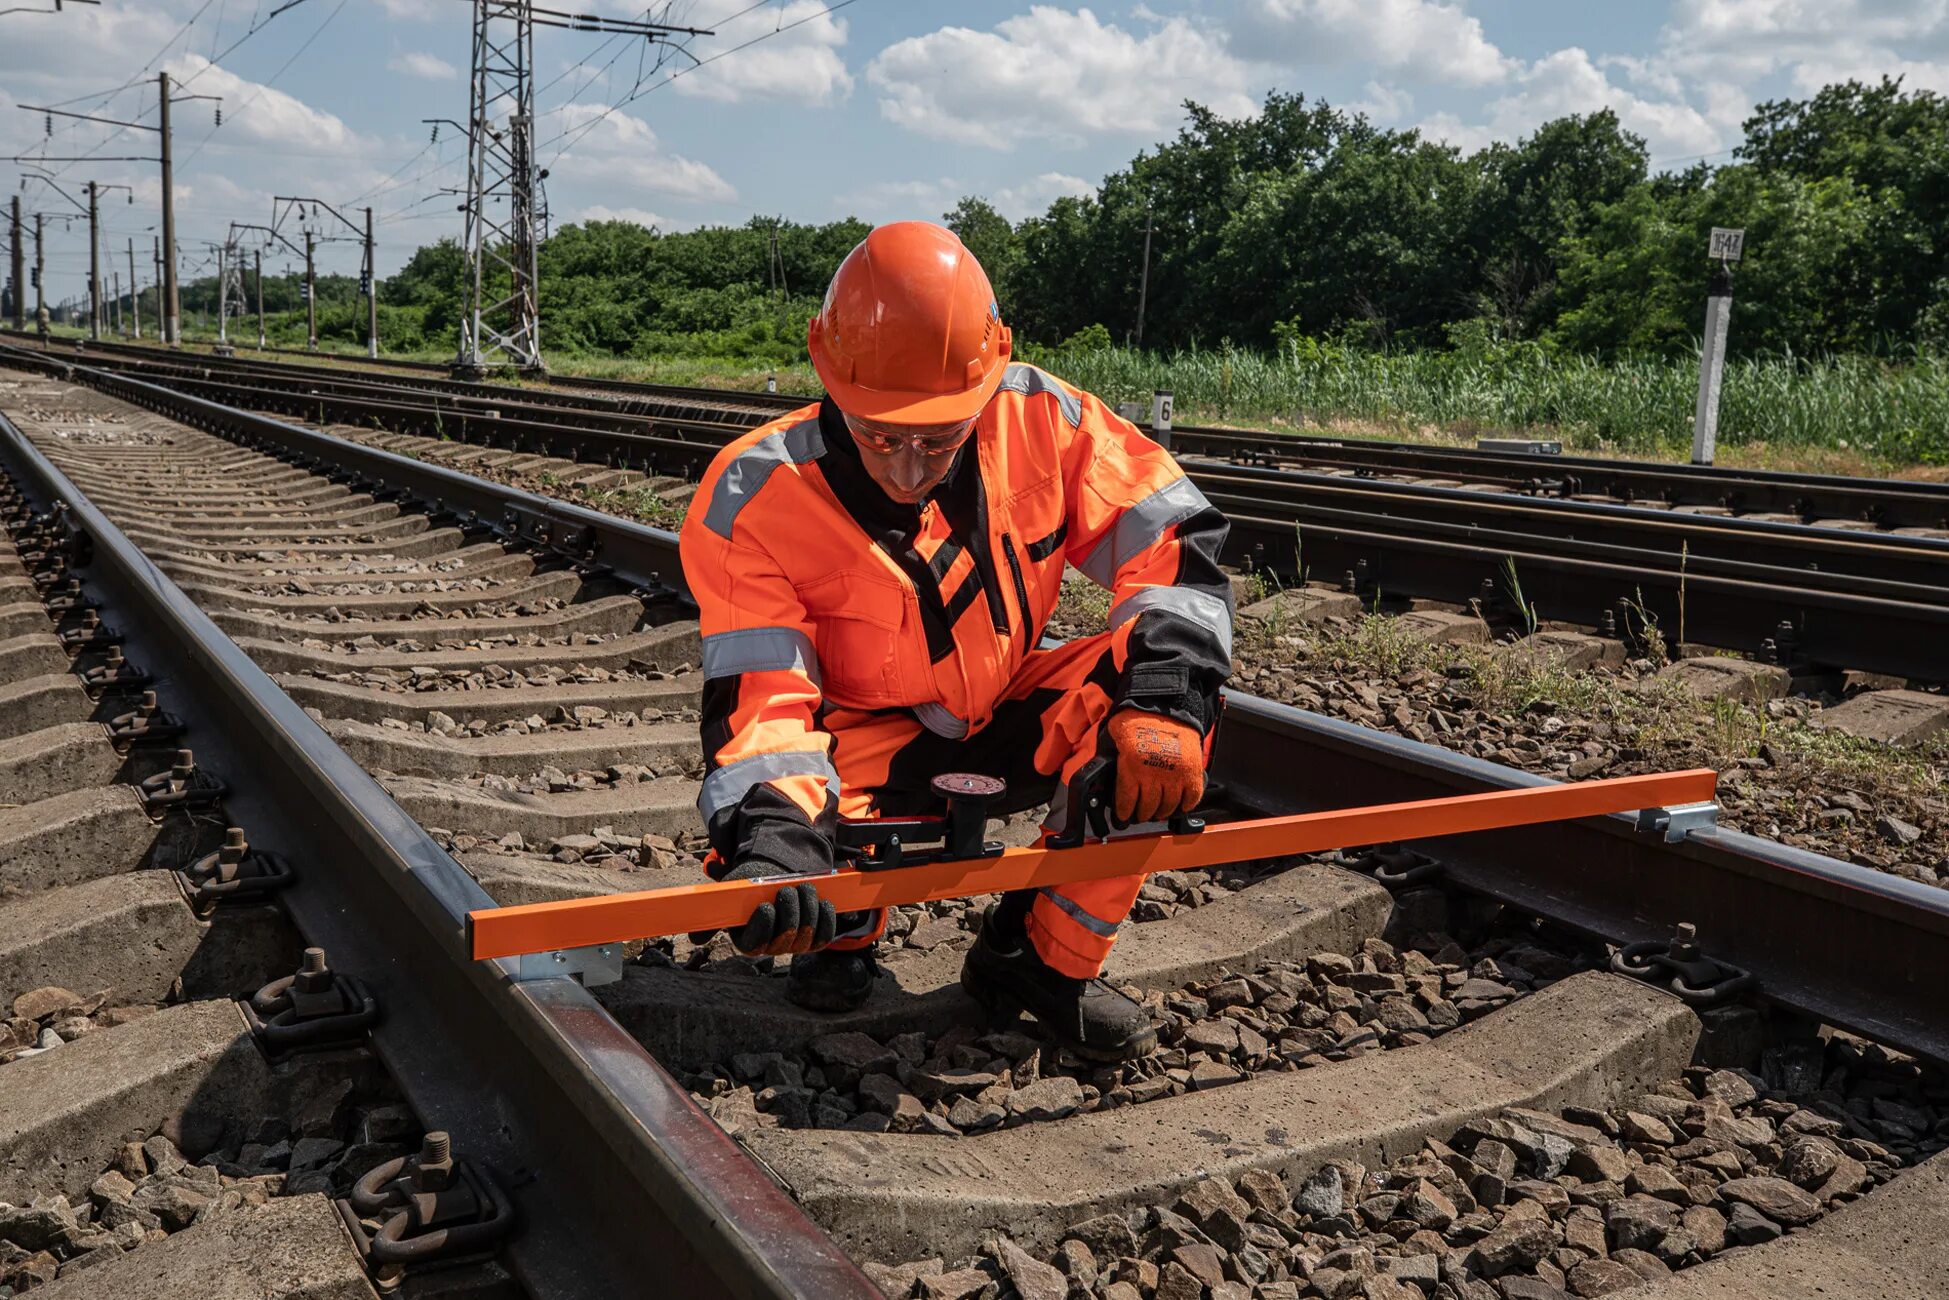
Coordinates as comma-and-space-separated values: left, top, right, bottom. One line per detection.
679, 364, 1233, 876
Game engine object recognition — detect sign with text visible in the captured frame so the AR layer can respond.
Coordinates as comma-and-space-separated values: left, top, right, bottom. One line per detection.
1709, 227, 1745, 261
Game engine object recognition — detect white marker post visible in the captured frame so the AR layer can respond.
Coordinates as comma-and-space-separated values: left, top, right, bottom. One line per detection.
1691, 227, 1743, 466
1151, 389, 1174, 449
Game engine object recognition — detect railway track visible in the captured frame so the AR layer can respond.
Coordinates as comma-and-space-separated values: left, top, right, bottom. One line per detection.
9, 334, 1947, 684
0, 355, 1947, 1298
19, 329, 1949, 534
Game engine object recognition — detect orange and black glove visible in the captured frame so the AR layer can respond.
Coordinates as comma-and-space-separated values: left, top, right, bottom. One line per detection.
692, 856, 838, 956
1106, 708, 1206, 826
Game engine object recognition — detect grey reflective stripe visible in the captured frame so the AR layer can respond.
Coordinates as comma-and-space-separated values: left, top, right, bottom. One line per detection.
701, 417, 825, 539
1036, 888, 1119, 937
913, 701, 969, 739
1077, 477, 1213, 587
701, 626, 821, 686
996, 363, 1082, 428
1109, 586, 1234, 662
698, 749, 837, 824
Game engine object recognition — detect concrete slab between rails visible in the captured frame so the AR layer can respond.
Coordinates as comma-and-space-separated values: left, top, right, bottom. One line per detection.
0, 601, 51, 640
1506, 628, 1628, 671
746, 971, 1699, 1263
328, 716, 696, 779
0, 786, 179, 896
1650, 656, 1791, 703
601, 862, 1393, 1065
0, 872, 205, 1009
461, 851, 664, 907
39, 1192, 378, 1300
236, 622, 701, 678
183, 570, 580, 618
382, 773, 699, 842
209, 592, 644, 646
1813, 689, 1949, 747
0, 632, 69, 685
0, 721, 126, 804
1393, 609, 1491, 645
0, 673, 95, 740
1238, 587, 1363, 626
1621, 1147, 1949, 1299
276, 673, 699, 726
157, 544, 534, 591
0, 998, 274, 1203
128, 525, 466, 564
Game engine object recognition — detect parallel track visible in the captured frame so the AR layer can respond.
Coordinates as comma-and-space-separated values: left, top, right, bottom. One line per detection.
14, 336, 1947, 682
1, 349, 1947, 1298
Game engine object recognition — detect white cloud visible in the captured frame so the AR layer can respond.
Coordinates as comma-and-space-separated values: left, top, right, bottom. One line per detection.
673, 0, 853, 106
546, 104, 737, 203
164, 54, 366, 155
388, 51, 458, 81
867, 6, 1258, 149
992, 172, 1095, 220
575, 204, 675, 230
368, 0, 444, 19
1232, 0, 1514, 88
1349, 81, 1415, 122
1416, 47, 1723, 162
1654, 0, 1949, 97
843, 177, 966, 224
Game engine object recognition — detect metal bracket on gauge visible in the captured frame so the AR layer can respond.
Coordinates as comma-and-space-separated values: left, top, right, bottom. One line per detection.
1637, 800, 1720, 843
834, 772, 1008, 871
512, 942, 624, 988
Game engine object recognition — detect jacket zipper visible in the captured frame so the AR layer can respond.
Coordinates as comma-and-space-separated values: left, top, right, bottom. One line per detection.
1001, 533, 1032, 639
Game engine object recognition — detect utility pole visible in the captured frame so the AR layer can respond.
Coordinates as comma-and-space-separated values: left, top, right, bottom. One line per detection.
128, 239, 139, 338
1133, 203, 1154, 350
448, 1, 710, 376
364, 206, 377, 359
32, 214, 44, 332
214, 241, 231, 353
255, 247, 265, 348
152, 236, 161, 333
1691, 227, 1744, 467
158, 71, 177, 343
86, 180, 100, 339
304, 228, 317, 350
8, 196, 21, 331
111, 270, 121, 334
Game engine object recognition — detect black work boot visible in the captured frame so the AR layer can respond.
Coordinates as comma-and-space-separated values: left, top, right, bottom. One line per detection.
786, 947, 880, 1012
959, 905, 1158, 1062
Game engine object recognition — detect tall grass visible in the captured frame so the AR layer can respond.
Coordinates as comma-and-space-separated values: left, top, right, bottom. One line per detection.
1034, 340, 1949, 465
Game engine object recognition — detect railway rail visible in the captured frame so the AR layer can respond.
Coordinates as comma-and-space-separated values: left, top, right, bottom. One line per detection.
12, 335, 1947, 683
0, 351, 1947, 1298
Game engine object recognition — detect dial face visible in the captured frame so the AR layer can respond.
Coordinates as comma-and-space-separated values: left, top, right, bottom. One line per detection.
932, 772, 1006, 799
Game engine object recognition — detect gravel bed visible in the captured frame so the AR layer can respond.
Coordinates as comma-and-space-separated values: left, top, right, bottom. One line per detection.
0, 1091, 416, 1289
0, 987, 161, 1067
299, 660, 692, 694
864, 1035, 1946, 1300
680, 930, 1575, 1139
272, 596, 572, 624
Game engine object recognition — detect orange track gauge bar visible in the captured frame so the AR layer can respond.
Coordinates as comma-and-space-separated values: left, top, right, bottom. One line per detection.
467, 768, 1716, 962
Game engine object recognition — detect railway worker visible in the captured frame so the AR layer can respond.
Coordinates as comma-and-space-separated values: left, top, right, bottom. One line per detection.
679, 221, 1232, 1061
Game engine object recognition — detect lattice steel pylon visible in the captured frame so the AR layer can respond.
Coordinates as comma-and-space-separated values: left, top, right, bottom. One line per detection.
457, 0, 542, 375
454, 1, 713, 377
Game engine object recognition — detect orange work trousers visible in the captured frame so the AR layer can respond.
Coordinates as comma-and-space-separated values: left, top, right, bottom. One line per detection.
821, 633, 1141, 978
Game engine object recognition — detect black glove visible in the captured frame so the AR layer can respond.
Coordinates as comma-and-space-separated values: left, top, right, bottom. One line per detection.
695, 857, 838, 957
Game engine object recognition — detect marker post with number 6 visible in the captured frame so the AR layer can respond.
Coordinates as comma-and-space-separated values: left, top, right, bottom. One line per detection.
1692, 227, 1744, 467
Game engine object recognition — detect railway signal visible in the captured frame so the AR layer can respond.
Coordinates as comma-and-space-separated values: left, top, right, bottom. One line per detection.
465, 766, 1720, 980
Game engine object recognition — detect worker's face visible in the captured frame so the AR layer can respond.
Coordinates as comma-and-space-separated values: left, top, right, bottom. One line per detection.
843, 412, 976, 505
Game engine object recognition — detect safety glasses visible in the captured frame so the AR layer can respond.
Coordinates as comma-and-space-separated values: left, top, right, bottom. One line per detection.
843, 413, 977, 458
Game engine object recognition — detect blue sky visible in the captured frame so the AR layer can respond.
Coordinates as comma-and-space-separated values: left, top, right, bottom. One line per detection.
5, 1, 1946, 304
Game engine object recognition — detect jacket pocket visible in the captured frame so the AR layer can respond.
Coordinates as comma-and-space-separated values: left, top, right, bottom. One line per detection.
799, 568, 913, 708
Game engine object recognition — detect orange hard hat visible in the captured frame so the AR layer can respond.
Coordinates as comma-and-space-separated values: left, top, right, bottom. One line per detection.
808, 221, 1012, 424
